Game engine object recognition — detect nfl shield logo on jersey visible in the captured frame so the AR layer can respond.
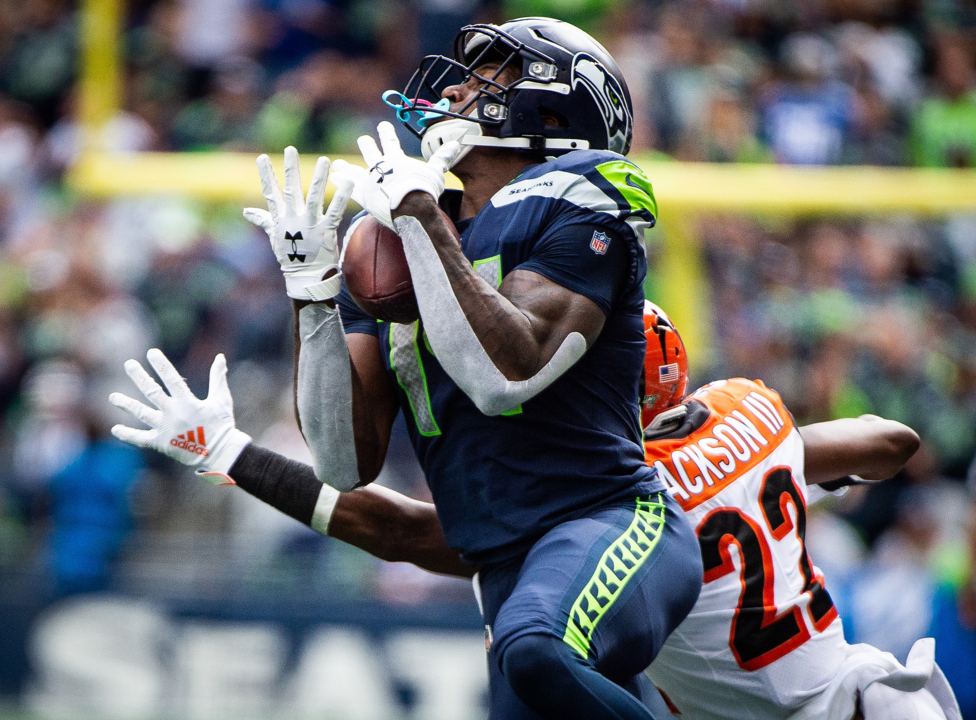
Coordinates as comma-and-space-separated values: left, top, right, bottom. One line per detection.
590, 231, 610, 255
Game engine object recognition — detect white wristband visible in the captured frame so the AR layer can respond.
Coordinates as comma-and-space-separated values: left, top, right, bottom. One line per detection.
310, 483, 341, 535
305, 273, 343, 302
285, 266, 342, 301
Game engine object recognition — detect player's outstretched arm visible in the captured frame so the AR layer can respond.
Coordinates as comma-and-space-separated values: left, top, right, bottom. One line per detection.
799, 415, 920, 485
246, 148, 396, 490
291, 303, 400, 488
328, 483, 474, 577
228, 444, 474, 578
109, 350, 470, 577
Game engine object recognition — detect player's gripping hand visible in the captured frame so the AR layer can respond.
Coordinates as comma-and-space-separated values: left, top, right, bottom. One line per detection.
338, 121, 460, 229
328, 160, 391, 229
108, 349, 251, 484
243, 147, 355, 301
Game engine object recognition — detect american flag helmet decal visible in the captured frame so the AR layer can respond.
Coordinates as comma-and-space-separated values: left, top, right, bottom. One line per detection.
659, 363, 680, 383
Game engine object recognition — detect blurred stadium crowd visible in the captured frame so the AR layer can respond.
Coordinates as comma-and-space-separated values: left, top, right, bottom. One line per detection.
0, 0, 975, 714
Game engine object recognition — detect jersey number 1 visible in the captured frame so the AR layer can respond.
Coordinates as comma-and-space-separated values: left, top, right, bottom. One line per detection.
696, 467, 838, 671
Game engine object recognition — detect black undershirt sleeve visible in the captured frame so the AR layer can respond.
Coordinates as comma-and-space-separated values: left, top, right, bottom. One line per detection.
228, 444, 323, 528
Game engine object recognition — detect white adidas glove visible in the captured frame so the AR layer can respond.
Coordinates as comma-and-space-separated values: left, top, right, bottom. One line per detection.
109, 349, 251, 483
244, 147, 355, 301
339, 121, 459, 230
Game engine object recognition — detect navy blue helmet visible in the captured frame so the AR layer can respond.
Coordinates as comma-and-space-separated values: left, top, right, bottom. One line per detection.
393, 18, 634, 157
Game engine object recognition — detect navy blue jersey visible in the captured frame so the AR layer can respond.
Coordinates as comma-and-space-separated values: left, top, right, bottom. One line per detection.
337, 150, 664, 564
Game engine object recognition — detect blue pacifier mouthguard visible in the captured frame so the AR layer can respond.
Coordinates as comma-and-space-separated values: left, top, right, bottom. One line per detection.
382, 91, 450, 127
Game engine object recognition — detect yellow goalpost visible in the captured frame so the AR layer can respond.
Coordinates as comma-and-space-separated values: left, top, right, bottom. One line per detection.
71, 0, 976, 364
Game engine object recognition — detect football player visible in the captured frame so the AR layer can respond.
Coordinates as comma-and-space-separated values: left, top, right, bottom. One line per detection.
109, 303, 961, 720
108, 16, 960, 718
118, 18, 704, 720
273, 17, 705, 720
633, 306, 960, 720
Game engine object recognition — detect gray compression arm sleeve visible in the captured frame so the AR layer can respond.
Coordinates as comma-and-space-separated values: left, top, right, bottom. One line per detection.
394, 215, 587, 416
296, 303, 360, 491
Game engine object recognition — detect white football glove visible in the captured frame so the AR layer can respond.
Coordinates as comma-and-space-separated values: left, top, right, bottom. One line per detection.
335, 122, 460, 230
244, 147, 355, 301
329, 160, 391, 229
109, 349, 251, 484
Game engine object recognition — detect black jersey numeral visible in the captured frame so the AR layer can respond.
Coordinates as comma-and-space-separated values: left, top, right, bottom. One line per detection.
697, 507, 810, 670
696, 467, 837, 671
759, 467, 838, 632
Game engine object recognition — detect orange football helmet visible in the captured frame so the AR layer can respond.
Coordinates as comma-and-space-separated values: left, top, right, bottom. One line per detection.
641, 301, 689, 429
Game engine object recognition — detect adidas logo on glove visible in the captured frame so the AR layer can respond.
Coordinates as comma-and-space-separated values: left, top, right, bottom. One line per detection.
171, 426, 210, 456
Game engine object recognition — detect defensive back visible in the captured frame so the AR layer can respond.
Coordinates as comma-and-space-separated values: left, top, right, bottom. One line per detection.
644, 379, 845, 720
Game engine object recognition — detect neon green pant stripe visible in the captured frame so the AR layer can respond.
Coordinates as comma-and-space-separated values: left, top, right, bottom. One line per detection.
562, 495, 667, 659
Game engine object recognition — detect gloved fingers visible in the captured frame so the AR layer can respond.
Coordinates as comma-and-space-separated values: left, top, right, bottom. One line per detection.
111, 424, 155, 449
147, 348, 193, 402
283, 146, 304, 214
242, 208, 273, 234
428, 140, 462, 175
331, 159, 367, 180
331, 160, 367, 208
124, 358, 167, 408
256, 154, 284, 225
109, 392, 162, 427
305, 156, 331, 217
322, 174, 355, 230
357, 134, 384, 171
376, 121, 405, 158
207, 353, 233, 412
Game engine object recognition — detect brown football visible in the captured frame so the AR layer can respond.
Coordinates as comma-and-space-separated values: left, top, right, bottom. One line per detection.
342, 211, 460, 324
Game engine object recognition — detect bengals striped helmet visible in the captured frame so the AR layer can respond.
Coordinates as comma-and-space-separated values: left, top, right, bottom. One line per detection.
641, 301, 688, 429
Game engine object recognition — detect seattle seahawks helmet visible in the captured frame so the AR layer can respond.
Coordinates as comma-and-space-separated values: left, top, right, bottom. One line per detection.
389, 18, 634, 160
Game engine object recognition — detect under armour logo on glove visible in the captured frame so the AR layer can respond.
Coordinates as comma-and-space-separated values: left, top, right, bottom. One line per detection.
286, 231, 306, 262
371, 162, 395, 181
243, 147, 355, 301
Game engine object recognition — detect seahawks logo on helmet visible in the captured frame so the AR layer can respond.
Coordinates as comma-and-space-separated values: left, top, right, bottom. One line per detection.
571, 53, 632, 155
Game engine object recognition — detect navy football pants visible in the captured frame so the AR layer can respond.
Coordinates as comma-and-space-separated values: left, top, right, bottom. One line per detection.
478, 491, 702, 720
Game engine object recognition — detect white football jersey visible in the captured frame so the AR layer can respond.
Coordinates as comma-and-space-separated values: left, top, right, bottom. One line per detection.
644, 378, 847, 719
